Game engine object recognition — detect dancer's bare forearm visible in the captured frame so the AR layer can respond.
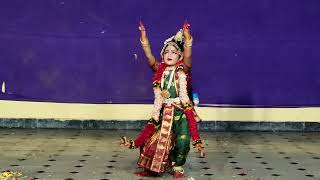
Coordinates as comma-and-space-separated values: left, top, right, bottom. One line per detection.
139, 21, 157, 70
182, 20, 193, 71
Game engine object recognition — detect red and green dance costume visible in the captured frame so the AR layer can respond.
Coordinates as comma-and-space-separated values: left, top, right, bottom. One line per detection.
129, 61, 202, 173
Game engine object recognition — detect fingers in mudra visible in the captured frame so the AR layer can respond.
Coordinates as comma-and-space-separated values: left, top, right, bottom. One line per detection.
120, 136, 128, 146
139, 21, 145, 31
200, 151, 205, 158
183, 20, 190, 29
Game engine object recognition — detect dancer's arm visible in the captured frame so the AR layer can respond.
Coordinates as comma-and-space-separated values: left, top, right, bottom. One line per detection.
184, 107, 205, 157
176, 68, 204, 157
123, 118, 159, 149
139, 21, 158, 72
182, 20, 193, 72
130, 119, 157, 149
120, 119, 157, 149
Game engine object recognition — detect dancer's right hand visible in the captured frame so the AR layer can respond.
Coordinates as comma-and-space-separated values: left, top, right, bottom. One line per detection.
138, 21, 146, 32
139, 21, 148, 43
120, 136, 130, 147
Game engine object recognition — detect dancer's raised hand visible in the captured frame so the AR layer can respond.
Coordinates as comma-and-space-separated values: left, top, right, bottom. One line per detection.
182, 20, 191, 40
139, 21, 148, 43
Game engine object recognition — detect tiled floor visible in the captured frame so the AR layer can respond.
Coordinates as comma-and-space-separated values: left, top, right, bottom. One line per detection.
0, 128, 319, 180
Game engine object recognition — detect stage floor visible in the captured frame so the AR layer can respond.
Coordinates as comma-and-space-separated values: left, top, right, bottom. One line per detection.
0, 129, 319, 180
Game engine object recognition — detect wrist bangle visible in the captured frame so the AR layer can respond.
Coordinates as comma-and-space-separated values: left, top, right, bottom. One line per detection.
140, 38, 150, 47
142, 44, 150, 47
184, 43, 192, 48
184, 37, 193, 48
129, 140, 135, 149
184, 42, 192, 48
192, 139, 202, 146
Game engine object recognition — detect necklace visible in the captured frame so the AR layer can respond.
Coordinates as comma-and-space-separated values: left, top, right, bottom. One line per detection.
160, 69, 175, 99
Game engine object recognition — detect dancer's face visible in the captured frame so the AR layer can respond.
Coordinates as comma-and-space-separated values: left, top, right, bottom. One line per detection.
163, 45, 180, 66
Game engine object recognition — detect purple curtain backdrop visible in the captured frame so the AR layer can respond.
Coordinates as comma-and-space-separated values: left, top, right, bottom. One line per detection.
1, 0, 320, 106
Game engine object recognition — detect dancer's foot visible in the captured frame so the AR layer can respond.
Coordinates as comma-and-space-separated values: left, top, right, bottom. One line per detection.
172, 166, 185, 179
173, 171, 185, 178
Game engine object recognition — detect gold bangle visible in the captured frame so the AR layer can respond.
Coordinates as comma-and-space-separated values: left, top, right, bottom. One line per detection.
140, 38, 150, 47
142, 44, 150, 48
184, 36, 193, 48
183, 43, 192, 48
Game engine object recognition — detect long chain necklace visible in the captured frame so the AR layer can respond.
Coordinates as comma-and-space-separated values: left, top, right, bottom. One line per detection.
160, 69, 175, 99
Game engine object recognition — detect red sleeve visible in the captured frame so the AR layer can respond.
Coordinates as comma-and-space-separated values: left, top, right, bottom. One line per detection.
185, 108, 201, 142
133, 122, 156, 148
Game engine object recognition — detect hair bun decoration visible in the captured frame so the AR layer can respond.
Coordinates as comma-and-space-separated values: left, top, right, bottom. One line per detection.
174, 29, 184, 42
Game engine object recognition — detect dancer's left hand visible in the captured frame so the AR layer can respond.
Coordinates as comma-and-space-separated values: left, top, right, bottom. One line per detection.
199, 150, 205, 158
182, 20, 191, 40
195, 143, 205, 158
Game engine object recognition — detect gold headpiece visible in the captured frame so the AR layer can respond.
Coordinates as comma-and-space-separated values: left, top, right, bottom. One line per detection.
160, 29, 184, 60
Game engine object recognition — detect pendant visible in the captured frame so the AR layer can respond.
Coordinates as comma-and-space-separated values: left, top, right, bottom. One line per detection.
161, 90, 170, 99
